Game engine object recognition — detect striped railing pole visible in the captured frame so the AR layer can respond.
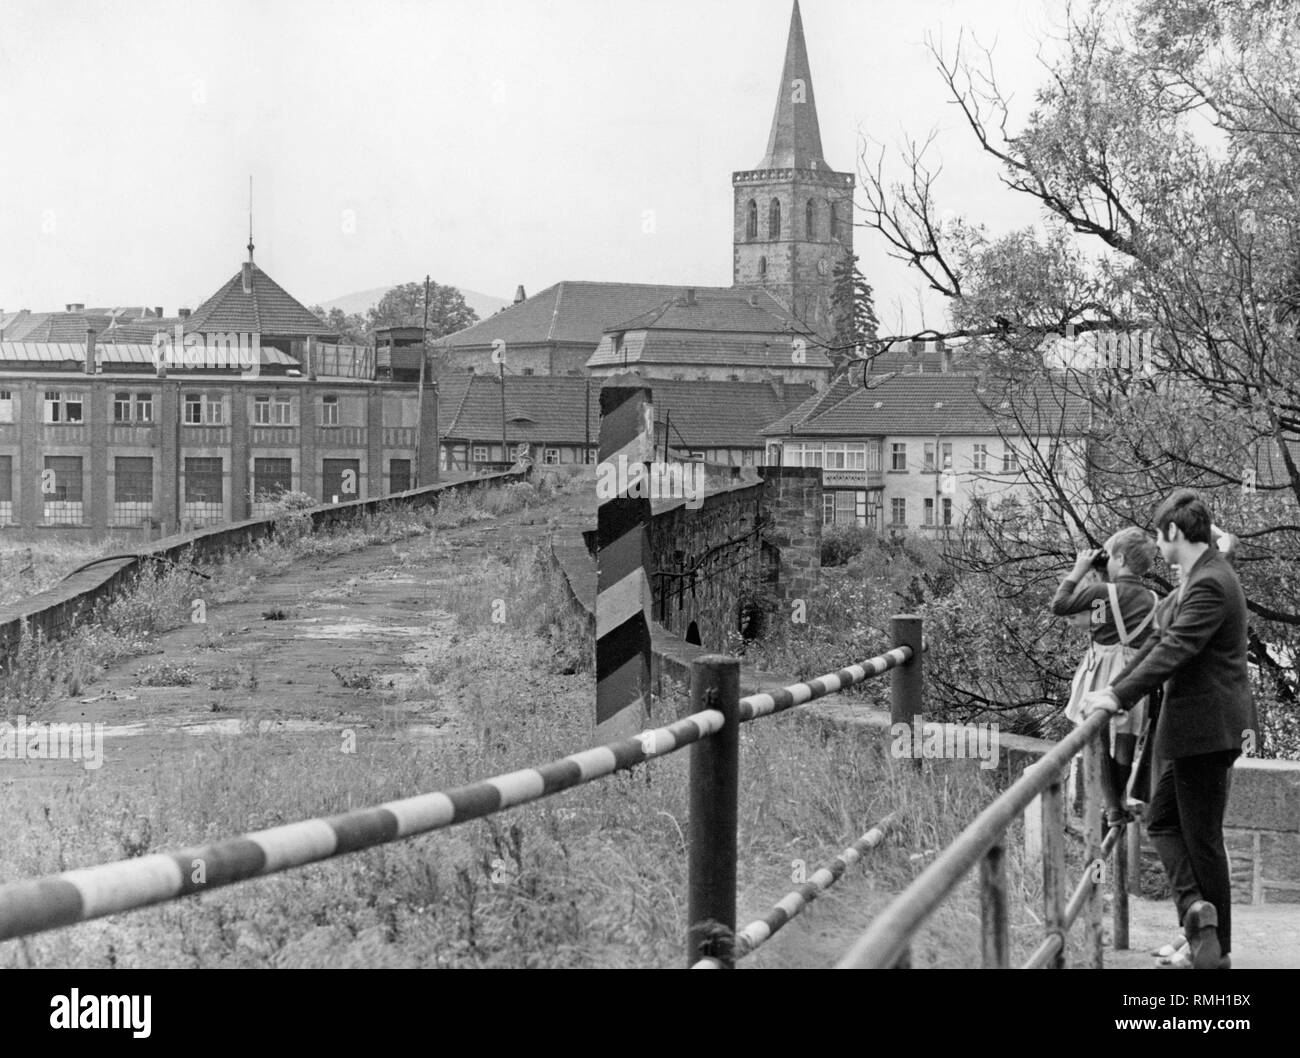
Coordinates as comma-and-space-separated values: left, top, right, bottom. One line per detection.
724, 815, 895, 963
595, 385, 655, 741
686, 655, 740, 968
0, 708, 725, 942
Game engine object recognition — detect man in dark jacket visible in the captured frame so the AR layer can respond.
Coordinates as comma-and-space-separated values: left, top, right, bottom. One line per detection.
1082, 490, 1257, 969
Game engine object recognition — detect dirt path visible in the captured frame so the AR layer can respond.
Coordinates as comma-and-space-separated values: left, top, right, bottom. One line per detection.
1, 489, 592, 791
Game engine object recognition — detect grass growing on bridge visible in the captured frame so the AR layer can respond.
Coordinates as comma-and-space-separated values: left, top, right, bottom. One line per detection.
0, 486, 1090, 968
0, 479, 567, 716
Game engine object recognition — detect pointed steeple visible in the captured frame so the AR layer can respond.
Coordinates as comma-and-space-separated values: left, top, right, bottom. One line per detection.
758, 0, 828, 170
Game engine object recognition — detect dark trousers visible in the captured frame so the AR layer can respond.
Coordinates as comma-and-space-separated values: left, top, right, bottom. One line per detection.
1146, 750, 1238, 954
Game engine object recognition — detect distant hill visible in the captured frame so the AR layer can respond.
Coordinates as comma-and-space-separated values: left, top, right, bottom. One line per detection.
317, 284, 511, 322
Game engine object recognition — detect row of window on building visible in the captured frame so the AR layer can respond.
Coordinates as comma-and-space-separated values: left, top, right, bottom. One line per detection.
0, 455, 412, 527
820, 490, 956, 529
744, 198, 845, 241
780, 440, 1033, 473
0, 390, 347, 427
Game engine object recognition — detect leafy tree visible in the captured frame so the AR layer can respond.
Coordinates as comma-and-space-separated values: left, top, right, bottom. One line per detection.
367, 281, 478, 340
854, 0, 1300, 755
309, 305, 369, 346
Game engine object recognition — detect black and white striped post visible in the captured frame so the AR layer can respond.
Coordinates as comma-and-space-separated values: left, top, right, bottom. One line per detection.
595, 385, 655, 741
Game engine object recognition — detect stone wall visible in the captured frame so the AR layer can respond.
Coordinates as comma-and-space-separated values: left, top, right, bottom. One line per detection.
640, 465, 821, 653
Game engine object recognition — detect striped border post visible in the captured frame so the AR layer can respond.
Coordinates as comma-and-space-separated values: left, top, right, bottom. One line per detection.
595, 385, 655, 741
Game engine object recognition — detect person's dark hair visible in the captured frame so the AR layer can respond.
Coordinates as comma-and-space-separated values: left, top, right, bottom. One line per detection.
1152, 489, 1213, 544
1107, 527, 1158, 575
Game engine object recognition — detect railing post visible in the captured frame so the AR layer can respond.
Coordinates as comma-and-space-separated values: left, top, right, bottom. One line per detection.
890, 614, 923, 727
979, 840, 1009, 968
687, 655, 740, 968
1082, 733, 1106, 969
1113, 819, 1130, 950
1042, 774, 1066, 968
1127, 816, 1142, 897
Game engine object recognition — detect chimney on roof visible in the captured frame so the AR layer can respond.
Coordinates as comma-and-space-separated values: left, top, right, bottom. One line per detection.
179, 307, 191, 319
514, 285, 527, 304
747, 292, 758, 307
66, 303, 84, 313
305, 335, 317, 381
84, 327, 97, 375
769, 375, 785, 400
684, 288, 697, 305
154, 306, 164, 318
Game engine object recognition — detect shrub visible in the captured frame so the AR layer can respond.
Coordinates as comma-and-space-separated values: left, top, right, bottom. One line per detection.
821, 525, 873, 567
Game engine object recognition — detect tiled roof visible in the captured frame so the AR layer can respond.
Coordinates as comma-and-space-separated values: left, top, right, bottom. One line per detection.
99, 318, 186, 343
438, 374, 600, 445
183, 261, 334, 338
437, 373, 814, 448
606, 291, 801, 334
0, 311, 116, 342
761, 368, 1091, 437
589, 333, 832, 370
433, 281, 745, 351
615, 375, 817, 448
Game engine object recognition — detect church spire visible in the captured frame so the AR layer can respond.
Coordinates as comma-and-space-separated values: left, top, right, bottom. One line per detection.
758, 0, 828, 170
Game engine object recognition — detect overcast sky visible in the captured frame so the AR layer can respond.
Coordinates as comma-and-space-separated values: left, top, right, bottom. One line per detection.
0, 0, 1066, 331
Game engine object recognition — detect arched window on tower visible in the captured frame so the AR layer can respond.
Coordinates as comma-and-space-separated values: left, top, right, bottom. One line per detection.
746, 200, 758, 241
759, 255, 768, 278
830, 201, 842, 242
806, 199, 816, 238
769, 198, 782, 240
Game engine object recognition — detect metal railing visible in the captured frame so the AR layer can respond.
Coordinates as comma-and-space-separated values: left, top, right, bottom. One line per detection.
835, 708, 1132, 969
0, 622, 920, 959
0, 610, 1130, 969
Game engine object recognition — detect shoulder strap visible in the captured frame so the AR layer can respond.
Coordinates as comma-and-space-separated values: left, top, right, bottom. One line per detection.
1107, 582, 1129, 643
1120, 589, 1159, 646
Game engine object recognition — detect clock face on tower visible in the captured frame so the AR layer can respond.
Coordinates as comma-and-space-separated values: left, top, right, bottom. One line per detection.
816, 258, 828, 276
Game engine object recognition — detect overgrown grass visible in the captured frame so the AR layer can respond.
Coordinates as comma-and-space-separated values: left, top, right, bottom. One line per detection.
0, 482, 562, 717
0, 502, 1089, 969
0, 473, 1108, 968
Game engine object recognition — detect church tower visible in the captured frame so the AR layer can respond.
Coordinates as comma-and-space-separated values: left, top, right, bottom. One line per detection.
733, 0, 854, 335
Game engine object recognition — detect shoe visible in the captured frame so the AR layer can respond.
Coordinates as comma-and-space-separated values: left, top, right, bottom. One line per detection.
1151, 935, 1188, 958
1185, 901, 1222, 970
1155, 951, 1230, 969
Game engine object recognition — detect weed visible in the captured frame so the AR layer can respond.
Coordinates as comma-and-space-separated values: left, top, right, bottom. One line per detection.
137, 662, 197, 687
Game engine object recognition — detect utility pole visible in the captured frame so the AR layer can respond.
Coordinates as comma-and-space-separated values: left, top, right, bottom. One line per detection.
415, 274, 430, 486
